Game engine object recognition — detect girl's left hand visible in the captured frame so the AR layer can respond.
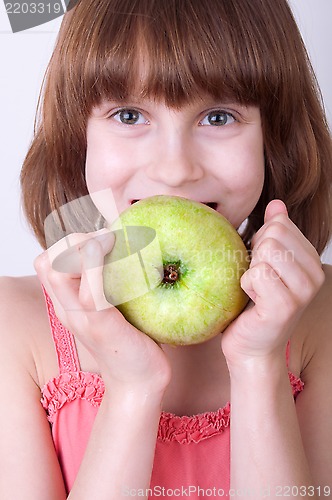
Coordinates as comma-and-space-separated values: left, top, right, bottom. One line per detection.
221, 199, 325, 365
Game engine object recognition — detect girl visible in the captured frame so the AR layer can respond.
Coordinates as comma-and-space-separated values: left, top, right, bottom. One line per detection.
1, 0, 332, 498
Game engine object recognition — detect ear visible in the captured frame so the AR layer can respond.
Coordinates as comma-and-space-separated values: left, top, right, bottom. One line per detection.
264, 199, 288, 223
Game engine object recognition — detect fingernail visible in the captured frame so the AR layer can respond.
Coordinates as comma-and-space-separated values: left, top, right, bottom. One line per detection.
84, 238, 98, 254
95, 231, 115, 252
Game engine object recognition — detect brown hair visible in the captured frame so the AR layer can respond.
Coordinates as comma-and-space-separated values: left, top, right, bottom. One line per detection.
20, 0, 332, 253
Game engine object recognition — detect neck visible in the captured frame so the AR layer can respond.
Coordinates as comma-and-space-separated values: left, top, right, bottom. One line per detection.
160, 333, 230, 416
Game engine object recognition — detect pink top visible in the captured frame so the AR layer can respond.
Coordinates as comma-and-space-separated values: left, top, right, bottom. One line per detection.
41, 291, 304, 497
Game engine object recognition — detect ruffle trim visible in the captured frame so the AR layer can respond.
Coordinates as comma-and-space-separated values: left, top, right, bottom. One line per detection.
158, 403, 231, 444
288, 370, 305, 398
41, 370, 304, 444
41, 371, 105, 422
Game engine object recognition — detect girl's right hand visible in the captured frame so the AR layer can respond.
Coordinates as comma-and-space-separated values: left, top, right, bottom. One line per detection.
34, 229, 171, 396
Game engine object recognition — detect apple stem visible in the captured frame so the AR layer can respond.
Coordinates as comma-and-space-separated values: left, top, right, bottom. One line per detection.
163, 264, 180, 284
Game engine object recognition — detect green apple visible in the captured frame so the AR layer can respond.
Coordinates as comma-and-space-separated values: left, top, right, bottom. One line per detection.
103, 195, 249, 345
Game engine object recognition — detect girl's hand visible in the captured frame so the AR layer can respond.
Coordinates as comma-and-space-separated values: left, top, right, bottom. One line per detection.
34, 229, 171, 395
221, 200, 325, 366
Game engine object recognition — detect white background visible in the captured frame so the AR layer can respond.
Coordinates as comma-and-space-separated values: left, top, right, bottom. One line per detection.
0, 0, 332, 276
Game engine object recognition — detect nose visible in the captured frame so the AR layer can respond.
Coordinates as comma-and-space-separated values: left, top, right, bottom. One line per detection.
145, 132, 204, 187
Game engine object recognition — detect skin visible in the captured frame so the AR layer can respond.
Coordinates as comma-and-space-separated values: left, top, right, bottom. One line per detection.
85, 97, 265, 228
0, 96, 331, 498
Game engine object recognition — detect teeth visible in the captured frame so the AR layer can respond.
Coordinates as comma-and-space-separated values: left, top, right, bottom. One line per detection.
131, 199, 218, 210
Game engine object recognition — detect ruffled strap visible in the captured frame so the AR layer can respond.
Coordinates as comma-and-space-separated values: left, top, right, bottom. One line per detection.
42, 287, 81, 374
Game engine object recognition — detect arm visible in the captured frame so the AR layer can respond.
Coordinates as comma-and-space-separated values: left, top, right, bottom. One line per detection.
0, 277, 67, 500
228, 356, 314, 496
69, 387, 163, 498
35, 231, 171, 499
228, 306, 332, 498
0, 289, 166, 500
222, 201, 329, 498
295, 268, 332, 491
0, 230, 170, 499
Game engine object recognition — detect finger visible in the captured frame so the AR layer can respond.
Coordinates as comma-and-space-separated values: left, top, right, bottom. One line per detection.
252, 199, 290, 246
78, 237, 114, 312
48, 230, 115, 313
250, 238, 322, 304
35, 229, 114, 315
51, 228, 112, 274
252, 199, 290, 247
34, 250, 62, 307
252, 212, 319, 266
264, 199, 288, 222
241, 262, 297, 323
34, 250, 80, 327
35, 228, 111, 283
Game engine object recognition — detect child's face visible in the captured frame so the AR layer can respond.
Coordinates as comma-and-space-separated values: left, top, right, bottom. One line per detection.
85, 96, 265, 229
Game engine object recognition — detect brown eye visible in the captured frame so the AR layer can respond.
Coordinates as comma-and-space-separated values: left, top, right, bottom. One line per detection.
114, 109, 145, 125
208, 112, 227, 125
201, 111, 235, 126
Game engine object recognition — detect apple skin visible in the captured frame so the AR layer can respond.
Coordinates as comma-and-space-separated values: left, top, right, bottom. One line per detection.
103, 195, 249, 345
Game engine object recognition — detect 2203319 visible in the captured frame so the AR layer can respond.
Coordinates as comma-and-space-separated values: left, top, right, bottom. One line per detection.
275, 485, 330, 497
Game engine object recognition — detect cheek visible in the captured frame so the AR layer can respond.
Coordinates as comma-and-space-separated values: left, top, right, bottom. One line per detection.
239, 161, 264, 195
85, 147, 99, 192
223, 148, 265, 227
85, 137, 127, 222
85, 147, 113, 192
224, 146, 265, 195
85, 130, 130, 192
85, 124, 105, 191
239, 136, 265, 196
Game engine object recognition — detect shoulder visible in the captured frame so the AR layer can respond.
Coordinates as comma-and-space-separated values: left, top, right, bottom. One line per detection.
322, 263, 332, 299
297, 264, 332, 371
0, 273, 43, 299
302, 263, 332, 343
294, 265, 332, 485
289, 264, 332, 375
0, 275, 51, 386
312, 263, 332, 349
314, 263, 332, 311
0, 274, 45, 326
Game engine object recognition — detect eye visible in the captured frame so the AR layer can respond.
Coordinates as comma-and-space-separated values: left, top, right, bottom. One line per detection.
200, 110, 235, 127
112, 108, 147, 125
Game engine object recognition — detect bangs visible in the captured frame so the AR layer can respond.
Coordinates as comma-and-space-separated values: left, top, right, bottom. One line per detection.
59, 0, 289, 113
23, 0, 332, 253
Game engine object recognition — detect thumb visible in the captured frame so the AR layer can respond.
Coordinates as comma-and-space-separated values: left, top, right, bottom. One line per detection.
264, 199, 288, 223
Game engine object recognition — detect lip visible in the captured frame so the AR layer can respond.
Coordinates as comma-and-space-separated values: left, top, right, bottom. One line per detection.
130, 199, 218, 211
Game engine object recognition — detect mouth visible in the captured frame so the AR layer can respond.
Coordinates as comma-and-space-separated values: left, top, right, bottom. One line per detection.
131, 199, 218, 211
201, 202, 218, 210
